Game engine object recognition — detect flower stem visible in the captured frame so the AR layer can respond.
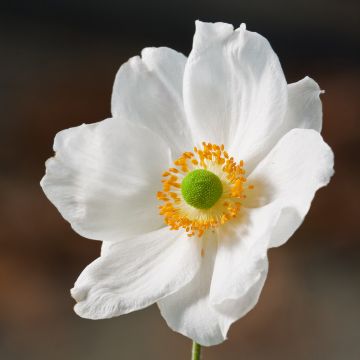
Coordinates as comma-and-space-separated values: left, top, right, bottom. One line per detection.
191, 341, 202, 360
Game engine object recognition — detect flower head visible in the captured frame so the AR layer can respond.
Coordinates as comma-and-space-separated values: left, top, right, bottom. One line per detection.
41, 21, 334, 346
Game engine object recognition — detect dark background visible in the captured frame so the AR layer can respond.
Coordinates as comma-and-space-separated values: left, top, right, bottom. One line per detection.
0, 1, 359, 359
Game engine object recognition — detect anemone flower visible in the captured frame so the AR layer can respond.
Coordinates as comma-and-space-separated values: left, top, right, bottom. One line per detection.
41, 21, 334, 355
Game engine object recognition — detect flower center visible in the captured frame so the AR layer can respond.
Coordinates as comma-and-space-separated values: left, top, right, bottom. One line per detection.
181, 169, 223, 209
157, 142, 254, 237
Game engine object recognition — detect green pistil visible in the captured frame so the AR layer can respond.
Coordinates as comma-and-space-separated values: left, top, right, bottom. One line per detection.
181, 169, 223, 209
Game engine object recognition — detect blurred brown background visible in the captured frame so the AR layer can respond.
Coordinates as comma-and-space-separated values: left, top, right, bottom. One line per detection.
0, 0, 359, 359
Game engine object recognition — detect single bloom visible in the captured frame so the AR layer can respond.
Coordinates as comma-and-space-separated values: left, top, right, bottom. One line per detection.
41, 21, 334, 346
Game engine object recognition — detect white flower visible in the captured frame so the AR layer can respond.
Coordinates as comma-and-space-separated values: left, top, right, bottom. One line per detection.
40, 21, 334, 346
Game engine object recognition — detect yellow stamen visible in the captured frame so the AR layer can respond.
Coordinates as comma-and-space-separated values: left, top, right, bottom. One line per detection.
157, 142, 254, 237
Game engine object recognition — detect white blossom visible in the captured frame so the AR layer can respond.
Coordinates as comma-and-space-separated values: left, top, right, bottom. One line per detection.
41, 21, 334, 346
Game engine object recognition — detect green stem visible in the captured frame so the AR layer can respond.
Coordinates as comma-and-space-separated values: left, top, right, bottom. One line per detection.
191, 341, 202, 360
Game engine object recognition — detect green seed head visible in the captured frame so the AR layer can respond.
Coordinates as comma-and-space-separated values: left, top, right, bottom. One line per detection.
181, 169, 223, 209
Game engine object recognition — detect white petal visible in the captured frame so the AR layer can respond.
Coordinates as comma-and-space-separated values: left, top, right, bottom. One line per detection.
41, 118, 171, 241
212, 261, 268, 336
184, 21, 288, 170
247, 128, 334, 247
284, 76, 323, 132
210, 206, 276, 306
111, 47, 192, 157
71, 228, 202, 318
158, 233, 268, 346
158, 234, 225, 346
210, 128, 333, 314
